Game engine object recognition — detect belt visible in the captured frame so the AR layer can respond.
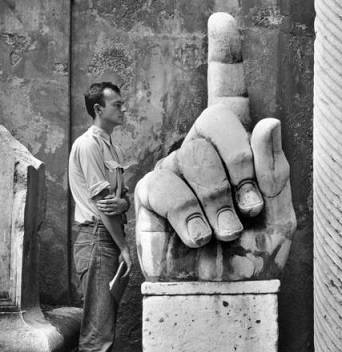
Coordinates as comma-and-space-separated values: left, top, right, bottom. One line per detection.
78, 217, 105, 228
76, 217, 125, 243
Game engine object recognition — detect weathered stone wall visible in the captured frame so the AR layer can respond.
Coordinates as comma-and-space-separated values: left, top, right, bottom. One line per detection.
239, 1, 314, 351
0, 0, 71, 305
0, 1, 314, 351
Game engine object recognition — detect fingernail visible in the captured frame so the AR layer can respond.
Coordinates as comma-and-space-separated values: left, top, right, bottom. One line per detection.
236, 180, 264, 217
217, 208, 243, 241
187, 215, 212, 247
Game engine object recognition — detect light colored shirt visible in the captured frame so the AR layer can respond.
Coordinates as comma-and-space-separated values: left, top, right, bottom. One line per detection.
68, 125, 125, 223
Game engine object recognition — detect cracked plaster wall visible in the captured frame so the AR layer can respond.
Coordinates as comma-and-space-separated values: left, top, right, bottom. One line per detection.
0, 1, 313, 352
0, 0, 71, 304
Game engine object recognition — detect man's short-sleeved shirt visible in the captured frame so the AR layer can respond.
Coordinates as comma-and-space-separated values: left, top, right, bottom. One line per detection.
69, 125, 125, 223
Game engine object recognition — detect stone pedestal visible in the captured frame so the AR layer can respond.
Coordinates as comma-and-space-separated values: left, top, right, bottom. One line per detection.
142, 280, 280, 352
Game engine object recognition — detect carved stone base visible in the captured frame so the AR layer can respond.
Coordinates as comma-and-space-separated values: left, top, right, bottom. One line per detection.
142, 280, 280, 352
0, 307, 82, 352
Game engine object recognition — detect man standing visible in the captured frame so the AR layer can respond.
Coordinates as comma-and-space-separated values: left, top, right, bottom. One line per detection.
69, 82, 132, 352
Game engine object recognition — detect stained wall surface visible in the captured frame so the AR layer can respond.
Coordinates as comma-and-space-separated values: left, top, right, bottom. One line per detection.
0, 0, 71, 304
240, 1, 314, 351
0, 1, 314, 352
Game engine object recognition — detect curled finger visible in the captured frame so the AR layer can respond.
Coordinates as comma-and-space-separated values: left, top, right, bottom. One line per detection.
184, 104, 264, 217
177, 138, 243, 241
137, 169, 212, 248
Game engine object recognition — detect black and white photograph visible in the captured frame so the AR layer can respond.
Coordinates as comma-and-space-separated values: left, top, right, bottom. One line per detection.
0, 1, 330, 351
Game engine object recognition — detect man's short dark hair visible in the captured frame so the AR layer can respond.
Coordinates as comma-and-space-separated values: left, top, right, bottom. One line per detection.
84, 82, 121, 119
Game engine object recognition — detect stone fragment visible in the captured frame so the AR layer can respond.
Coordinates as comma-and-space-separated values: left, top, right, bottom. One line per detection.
0, 125, 81, 352
135, 12, 296, 283
0, 125, 45, 311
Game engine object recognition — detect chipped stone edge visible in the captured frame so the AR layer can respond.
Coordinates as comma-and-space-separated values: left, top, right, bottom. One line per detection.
142, 280, 280, 296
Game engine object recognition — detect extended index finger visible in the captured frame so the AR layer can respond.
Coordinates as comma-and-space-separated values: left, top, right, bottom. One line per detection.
183, 13, 263, 217
208, 12, 251, 130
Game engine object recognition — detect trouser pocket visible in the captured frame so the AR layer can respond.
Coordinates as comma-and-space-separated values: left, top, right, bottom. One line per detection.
74, 241, 93, 281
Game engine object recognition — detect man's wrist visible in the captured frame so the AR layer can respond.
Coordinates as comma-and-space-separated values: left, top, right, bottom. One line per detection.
123, 195, 130, 211
116, 198, 128, 214
120, 244, 130, 253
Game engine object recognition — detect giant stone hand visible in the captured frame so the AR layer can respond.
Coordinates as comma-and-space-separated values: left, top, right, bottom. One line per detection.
134, 13, 296, 282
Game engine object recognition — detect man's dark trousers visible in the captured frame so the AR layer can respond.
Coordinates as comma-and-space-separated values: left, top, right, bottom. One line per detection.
74, 220, 120, 352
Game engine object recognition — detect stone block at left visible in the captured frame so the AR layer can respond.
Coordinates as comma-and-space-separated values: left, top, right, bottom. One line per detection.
0, 125, 81, 352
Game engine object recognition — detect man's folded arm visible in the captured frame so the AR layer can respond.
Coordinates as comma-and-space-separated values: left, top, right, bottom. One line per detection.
93, 189, 132, 277
77, 141, 129, 251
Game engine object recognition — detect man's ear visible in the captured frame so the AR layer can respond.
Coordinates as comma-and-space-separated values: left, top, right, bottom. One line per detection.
94, 103, 102, 115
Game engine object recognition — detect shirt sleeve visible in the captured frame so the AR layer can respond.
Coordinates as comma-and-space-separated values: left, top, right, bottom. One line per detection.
76, 139, 110, 199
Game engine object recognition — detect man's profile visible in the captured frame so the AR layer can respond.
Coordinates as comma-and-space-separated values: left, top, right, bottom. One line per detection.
68, 82, 132, 352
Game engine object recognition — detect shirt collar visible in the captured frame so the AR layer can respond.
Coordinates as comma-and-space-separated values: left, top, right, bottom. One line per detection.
88, 125, 111, 146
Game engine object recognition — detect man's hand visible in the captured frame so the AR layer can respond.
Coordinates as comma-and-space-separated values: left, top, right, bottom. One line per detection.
134, 13, 297, 282
96, 194, 129, 216
120, 246, 133, 278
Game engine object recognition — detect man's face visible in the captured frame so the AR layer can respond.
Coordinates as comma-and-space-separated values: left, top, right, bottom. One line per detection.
101, 88, 125, 126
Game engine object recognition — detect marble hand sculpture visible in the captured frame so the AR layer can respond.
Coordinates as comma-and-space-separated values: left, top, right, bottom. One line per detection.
135, 12, 297, 281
